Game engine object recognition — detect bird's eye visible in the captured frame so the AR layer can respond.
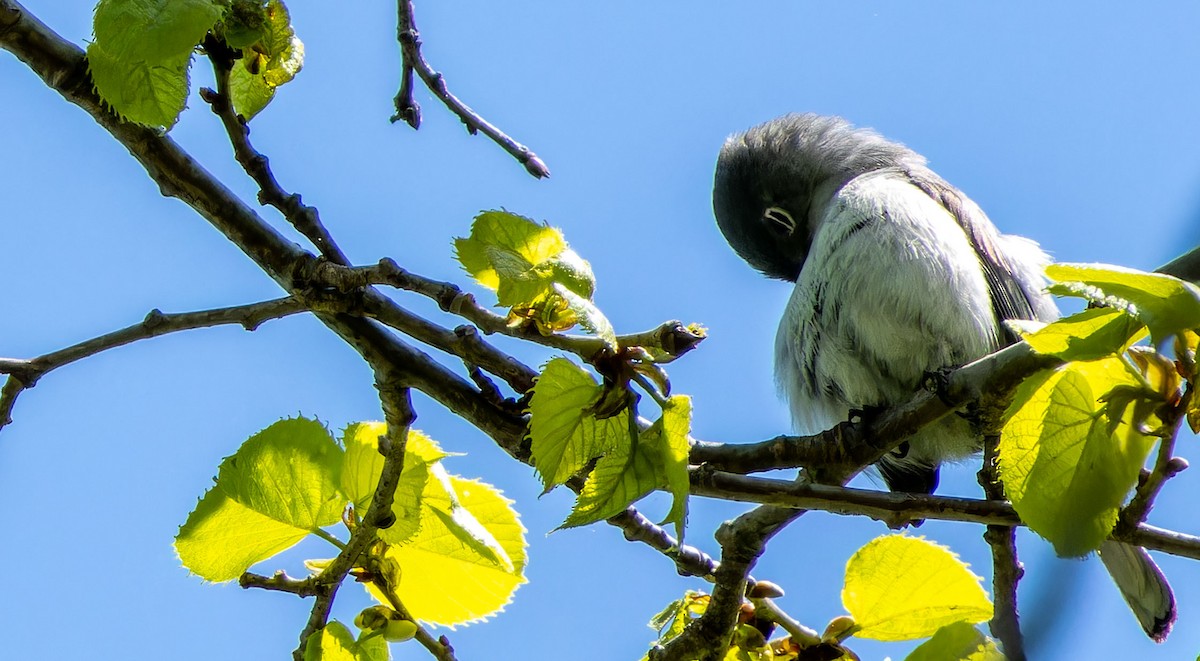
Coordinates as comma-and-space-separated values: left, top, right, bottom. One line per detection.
762, 207, 796, 235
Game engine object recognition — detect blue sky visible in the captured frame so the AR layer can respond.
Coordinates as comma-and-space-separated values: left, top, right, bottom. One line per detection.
3, 1, 1199, 659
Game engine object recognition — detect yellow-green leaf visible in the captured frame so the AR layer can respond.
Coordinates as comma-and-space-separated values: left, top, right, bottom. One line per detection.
88, 0, 224, 127
528, 357, 629, 490
453, 211, 596, 333
339, 422, 449, 544
657, 395, 692, 541
842, 535, 992, 641
228, 0, 303, 120
175, 486, 309, 582
999, 358, 1157, 556
904, 622, 1004, 661
372, 476, 527, 627
455, 211, 568, 292
175, 417, 345, 581
555, 284, 618, 350
303, 621, 388, 661
1022, 307, 1145, 361
218, 417, 344, 528
93, 0, 223, 62
87, 44, 191, 128
1047, 263, 1200, 345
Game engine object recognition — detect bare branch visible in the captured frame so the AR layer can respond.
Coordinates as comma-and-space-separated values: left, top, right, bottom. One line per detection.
690, 469, 1200, 561
393, 0, 550, 178
979, 436, 1025, 660
691, 341, 1062, 476
199, 40, 350, 266
0, 297, 306, 432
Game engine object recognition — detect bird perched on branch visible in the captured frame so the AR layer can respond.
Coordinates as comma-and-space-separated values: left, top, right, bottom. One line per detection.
711, 113, 1174, 641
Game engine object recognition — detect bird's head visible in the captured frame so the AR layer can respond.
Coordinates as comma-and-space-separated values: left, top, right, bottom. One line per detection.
712, 113, 924, 282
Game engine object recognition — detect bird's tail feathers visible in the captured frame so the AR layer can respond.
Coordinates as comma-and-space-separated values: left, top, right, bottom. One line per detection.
1098, 540, 1176, 642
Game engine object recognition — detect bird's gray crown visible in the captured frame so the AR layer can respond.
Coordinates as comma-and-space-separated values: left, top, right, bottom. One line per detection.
713, 113, 925, 281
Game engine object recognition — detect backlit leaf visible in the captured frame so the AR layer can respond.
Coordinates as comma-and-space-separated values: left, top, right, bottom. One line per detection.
371, 476, 526, 627
1047, 263, 1200, 345
843, 535, 992, 641
528, 357, 629, 490
999, 358, 1156, 556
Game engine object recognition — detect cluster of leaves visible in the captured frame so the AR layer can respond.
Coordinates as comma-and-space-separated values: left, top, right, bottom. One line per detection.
456, 211, 696, 539
174, 418, 527, 658
1001, 264, 1200, 557
87, 0, 302, 127
647, 536, 999, 660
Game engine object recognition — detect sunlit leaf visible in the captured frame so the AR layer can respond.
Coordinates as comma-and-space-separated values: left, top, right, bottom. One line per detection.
904, 622, 1004, 661
999, 358, 1156, 556
88, 0, 224, 127
339, 422, 449, 544
454, 211, 596, 333
303, 621, 388, 661
175, 485, 309, 582
175, 417, 344, 581
228, 0, 304, 119
842, 535, 992, 641
528, 357, 629, 490
1021, 307, 1145, 361
1047, 263, 1200, 345
371, 476, 527, 627
87, 44, 190, 128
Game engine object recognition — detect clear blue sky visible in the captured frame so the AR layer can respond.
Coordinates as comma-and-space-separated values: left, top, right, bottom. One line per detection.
3, 2, 1199, 659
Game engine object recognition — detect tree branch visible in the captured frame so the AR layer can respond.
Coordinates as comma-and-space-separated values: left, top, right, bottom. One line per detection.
689, 469, 1200, 561
199, 45, 350, 266
0, 297, 306, 431
690, 341, 1062, 476
392, 0, 550, 179
979, 436, 1025, 660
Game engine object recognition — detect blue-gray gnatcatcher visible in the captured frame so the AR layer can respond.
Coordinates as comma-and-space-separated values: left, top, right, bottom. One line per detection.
712, 113, 1174, 641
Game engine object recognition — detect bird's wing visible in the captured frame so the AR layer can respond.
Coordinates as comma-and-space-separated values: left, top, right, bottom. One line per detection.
908, 172, 1056, 341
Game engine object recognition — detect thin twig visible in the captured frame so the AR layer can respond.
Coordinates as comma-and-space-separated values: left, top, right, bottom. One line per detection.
1119, 389, 1191, 530
200, 40, 350, 266
0, 297, 306, 432
364, 257, 705, 361
979, 435, 1025, 660
393, 0, 549, 178
689, 469, 1200, 561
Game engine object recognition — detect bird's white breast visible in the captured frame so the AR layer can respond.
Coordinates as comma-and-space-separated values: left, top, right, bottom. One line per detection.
775, 170, 999, 461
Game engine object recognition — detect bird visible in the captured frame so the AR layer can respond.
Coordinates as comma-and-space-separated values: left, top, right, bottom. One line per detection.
711, 113, 1174, 641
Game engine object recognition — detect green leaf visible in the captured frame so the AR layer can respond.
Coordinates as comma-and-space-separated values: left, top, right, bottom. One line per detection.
560, 394, 690, 535
339, 422, 449, 544
528, 357, 629, 490
455, 211, 568, 291
1021, 307, 1145, 361
648, 592, 709, 643
423, 464, 514, 572
175, 417, 344, 581
453, 211, 597, 334
656, 395, 692, 540
217, 417, 344, 526
303, 621, 388, 661
88, 0, 224, 127
93, 0, 223, 62
369, 476, 527, 627
904, 622, 1004, 661
555, 284, 618, 350
1047, 263, 1200, 345
999, 358, 1157, 556
86, 44, 191, 128
175, 484, 310, 582
228, 0, 304, 120
842, 535, 992, 641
